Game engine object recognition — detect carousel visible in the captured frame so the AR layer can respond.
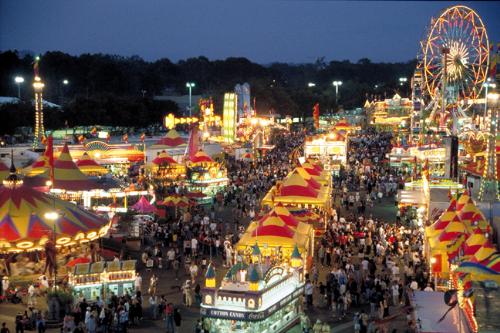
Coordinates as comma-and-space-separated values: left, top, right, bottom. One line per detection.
0, 163, 110, 281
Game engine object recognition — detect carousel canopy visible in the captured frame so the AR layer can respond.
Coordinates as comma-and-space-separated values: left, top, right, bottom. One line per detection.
152, 151, 178, 166
131, 196, 157, 214
76, 152, 108, 175
189, 149, 214, 164
25, 144, 99, 192
0, 172, 109, 253
152, 129, 186, 148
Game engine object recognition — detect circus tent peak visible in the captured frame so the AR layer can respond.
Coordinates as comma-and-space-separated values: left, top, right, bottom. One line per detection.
152, 151, 178, 166
152, 129, 186, 147
189, 149, 214, 164
76, 152, 108, 175
25, 143, 99, 192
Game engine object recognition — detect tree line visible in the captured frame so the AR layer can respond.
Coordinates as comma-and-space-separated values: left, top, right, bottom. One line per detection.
0, 50, 416, 134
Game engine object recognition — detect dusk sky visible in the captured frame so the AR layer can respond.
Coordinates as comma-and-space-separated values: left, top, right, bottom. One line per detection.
1, 1, 499, 64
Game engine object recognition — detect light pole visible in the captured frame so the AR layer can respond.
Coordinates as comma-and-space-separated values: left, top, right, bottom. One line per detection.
483, 78, 496, 129
14, 76, 24, 99
186, 82, 195, 116
307, 82, 316, 88
333, 81, 343, 105
399, 77, 408, 96
61, 79, 69, 105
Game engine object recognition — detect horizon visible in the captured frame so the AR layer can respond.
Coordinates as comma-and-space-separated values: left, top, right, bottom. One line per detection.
1, 1, 499, 64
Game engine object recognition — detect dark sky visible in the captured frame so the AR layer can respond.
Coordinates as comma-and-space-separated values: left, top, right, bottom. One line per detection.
1, 1, 499, 64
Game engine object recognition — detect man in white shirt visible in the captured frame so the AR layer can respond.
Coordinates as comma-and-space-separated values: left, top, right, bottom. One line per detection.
134, 273, 142, 292
391, 264, 400, 282
390, 282, 400, 304
410, 280, 419, 291
191, 237, 198, 256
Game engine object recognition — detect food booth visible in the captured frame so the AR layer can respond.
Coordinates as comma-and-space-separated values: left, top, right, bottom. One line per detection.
68, 260, 136, 300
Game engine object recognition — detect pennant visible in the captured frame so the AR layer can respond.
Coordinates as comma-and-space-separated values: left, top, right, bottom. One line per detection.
122, 133, 129, 143
90, 127, 97, 136
140, 133, 146, 142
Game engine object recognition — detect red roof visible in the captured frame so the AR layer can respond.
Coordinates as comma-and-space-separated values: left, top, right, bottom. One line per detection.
152, 151, 178, 166
154, 129, 186, 147
189, 150, 214, 163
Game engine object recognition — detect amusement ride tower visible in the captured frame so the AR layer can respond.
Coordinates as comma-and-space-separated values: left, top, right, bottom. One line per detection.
32, 57, 45, 150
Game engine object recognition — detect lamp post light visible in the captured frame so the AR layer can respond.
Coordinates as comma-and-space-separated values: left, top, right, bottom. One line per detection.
399, 77, 408, 97
186, 82, 195, 117
307, 82, 316, 88
332, 81, 342, 105
61, 79, 69, 105
14, 76, 24, 99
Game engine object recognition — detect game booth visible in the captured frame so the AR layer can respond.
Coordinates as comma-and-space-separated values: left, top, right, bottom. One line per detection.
69, 260, 136, 301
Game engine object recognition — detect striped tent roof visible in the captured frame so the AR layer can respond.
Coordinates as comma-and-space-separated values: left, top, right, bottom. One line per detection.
438, 220, 469, 242
189, 149, 214, 164
76, 152, 108, 175
300, 162, 321, 176
462, 234, 490, 257
279, 173, 319, 198
306, 159, 323, 172
256, 211, 299, 229
22, 146, 51, 176
0, 161, 8, 180
458, 202, 480, 222
294, 167, 325, 188
26, 144, 99, 192
251, 215, 295, 238
425, 203, 459, 238
456, 191, 473, 211
152, 151, 178, 166
152, 129, 186, 148
0, 175, 109, 252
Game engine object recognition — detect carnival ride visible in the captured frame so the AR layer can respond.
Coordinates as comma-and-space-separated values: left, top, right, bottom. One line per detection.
418, 5, 490, 133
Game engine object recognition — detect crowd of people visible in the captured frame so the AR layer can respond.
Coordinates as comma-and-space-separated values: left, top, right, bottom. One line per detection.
1, 128, 434, 333
299, 129, 431, 333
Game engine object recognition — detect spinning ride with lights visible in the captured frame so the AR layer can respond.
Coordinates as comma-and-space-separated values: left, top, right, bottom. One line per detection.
420, 5, 490, 132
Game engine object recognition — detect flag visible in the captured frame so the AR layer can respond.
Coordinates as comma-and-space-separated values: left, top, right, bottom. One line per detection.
106, 133, 111, 143
90, 127, 97, 136
313, 103, 320, 129
41, 136, 47, 146
78, 135, 85, 144
140, 133, 145, 142
186, 124, 199, 161
122, 133, 129, 143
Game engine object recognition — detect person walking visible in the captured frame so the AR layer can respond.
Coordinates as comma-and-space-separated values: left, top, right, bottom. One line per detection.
305, 279, 313, 308
164, 303, 175, 333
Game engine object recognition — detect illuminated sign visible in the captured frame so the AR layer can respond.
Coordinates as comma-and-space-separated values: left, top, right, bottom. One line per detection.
223, 93, 237, 143
200, 285, 303, 321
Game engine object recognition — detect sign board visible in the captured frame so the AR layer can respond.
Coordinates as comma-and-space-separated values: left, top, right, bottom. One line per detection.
200, 285, 303, 322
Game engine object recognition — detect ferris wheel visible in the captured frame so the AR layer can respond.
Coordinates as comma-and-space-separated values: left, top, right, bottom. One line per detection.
421, 5, 490, 111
